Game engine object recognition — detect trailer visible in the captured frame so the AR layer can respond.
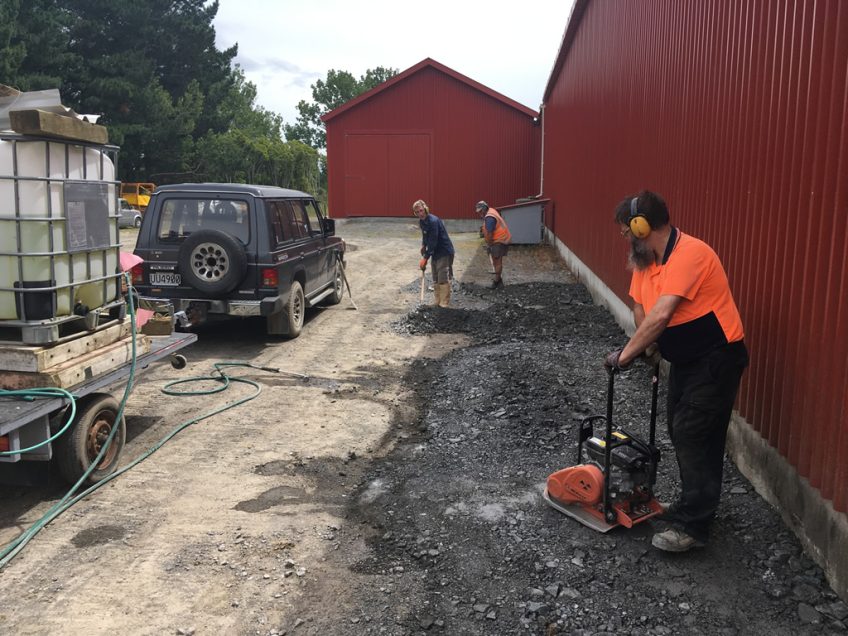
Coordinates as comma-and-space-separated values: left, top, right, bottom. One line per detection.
0, 95, 193, 486
0, 331, 196, 485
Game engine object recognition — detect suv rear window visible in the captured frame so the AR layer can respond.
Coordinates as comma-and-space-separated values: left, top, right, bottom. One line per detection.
157, 198, 250, 243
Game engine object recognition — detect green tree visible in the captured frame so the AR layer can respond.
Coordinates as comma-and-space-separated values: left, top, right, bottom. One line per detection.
1, 0, 73, 91
285, 66, 398, 149
0, 0, 25, 81
59, 0, 235, 135
2, 0, 354, 193
221, 67, 284, 138
3, 0, 238, 181
195, 129, 319, 191
135, 0, 237, 137
193, 69, 320, 191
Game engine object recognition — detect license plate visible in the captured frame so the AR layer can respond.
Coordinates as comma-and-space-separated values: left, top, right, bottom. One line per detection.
150, 272, 181, 286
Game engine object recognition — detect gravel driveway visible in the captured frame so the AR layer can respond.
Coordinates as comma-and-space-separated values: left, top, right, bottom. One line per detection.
0, 220, 844, 635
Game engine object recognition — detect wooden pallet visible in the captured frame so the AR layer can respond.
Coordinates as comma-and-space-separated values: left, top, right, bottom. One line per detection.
0, 319, 134, 373
0, 334, 150, 390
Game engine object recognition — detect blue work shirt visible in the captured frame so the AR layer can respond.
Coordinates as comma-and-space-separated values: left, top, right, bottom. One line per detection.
419, 213, 455, 259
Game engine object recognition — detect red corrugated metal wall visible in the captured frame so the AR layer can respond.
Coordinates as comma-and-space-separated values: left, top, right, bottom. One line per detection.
325, 65, 540, 218
543, 0, 848, 512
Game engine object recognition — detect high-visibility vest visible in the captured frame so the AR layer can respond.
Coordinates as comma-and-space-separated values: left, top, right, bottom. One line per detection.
484, 208, 511, 244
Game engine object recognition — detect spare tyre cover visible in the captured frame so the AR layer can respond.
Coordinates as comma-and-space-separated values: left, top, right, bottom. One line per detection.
177, 229, 248, 294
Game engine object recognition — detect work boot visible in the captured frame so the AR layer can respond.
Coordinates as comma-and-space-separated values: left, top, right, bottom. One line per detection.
490, 277, 503, 289
438, 283, 451, 307
651, 528, 705, 552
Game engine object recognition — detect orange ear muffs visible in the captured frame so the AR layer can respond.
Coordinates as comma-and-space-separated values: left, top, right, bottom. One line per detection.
629, 197, 652, 239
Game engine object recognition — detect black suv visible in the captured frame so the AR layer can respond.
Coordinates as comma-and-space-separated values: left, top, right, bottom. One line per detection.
132, 183, 345, 337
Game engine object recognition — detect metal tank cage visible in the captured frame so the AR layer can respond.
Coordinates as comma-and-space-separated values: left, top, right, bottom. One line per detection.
0, 133, 126, 344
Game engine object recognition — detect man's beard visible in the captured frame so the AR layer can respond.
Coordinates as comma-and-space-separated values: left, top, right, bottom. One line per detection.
628, 238, 655, 271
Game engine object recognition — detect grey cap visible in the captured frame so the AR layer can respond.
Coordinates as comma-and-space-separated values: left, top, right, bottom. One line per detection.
475, 200, 488, 212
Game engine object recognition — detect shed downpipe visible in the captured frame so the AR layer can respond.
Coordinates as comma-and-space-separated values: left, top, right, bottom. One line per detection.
536, 103, 545, 198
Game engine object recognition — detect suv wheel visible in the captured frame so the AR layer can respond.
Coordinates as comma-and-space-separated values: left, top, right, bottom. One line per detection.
178, 229, 247, 294
323, 260, 344, 306
284, 280, 305, 337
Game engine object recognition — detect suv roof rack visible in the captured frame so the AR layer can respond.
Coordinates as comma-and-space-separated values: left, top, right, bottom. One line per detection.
155, 183, 310, 198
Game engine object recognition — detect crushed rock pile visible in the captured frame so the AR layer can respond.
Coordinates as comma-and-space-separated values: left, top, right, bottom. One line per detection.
298, 281, 847, 635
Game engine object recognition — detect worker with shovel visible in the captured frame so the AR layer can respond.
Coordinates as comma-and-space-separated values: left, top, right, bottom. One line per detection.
475, 201, 511, 288
604, 190, 749, 553
413, 199, 455, 307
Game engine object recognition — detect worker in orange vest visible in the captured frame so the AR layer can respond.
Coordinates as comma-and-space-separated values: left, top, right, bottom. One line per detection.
475, 201, 511, 289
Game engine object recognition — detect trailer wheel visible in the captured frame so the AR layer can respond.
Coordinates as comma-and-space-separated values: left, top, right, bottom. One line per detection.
55, 394, 126, 485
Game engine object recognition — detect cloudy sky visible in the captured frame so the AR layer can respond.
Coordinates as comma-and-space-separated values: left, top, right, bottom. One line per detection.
214, 0, 577, 126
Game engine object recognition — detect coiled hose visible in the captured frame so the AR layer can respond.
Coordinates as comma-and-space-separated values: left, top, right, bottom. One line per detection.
0, 278, 278, 568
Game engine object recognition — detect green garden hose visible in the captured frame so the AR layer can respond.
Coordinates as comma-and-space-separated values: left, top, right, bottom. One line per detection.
0, 388, 77, 456
0, 278, 277, 568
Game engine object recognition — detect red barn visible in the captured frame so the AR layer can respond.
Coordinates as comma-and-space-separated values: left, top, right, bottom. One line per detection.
541, 0, 848, 599
322, 58, 540, 219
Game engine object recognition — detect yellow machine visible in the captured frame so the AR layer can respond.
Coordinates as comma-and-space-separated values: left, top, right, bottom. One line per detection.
120, 182, 155, 212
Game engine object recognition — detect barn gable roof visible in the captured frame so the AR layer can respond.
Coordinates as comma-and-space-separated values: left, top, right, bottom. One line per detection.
321, 57, 538, 122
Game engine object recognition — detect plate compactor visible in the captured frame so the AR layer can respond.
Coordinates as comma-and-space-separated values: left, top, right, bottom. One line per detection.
543, 365, 664, 533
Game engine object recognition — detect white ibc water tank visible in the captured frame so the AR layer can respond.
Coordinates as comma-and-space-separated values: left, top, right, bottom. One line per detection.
0, 136, 119, 322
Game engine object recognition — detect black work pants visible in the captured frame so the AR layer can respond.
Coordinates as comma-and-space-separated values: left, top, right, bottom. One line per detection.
664, 341, 749, 542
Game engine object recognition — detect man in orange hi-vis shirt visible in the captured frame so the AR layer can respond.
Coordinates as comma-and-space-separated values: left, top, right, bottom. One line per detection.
475, 200, 511, 289
604, 190, 749, 553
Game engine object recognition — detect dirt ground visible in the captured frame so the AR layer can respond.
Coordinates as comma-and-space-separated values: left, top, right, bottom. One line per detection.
0, 219, 845, 635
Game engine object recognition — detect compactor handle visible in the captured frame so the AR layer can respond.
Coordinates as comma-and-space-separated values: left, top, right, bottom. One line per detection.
605, 365, 615, 420
649, 364, 660, 446
602, 366, 616, 519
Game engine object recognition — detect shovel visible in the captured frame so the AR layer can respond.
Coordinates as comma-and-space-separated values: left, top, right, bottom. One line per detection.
335, 252, 358, 310
419, 268, 426, 304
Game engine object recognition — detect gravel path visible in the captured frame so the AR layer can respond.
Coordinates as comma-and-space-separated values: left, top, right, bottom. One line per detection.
299, 279, 847, 635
